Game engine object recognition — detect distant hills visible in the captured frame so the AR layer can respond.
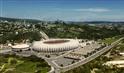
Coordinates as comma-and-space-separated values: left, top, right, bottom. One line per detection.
0, 17, 42, 23
0, 17, 124, 24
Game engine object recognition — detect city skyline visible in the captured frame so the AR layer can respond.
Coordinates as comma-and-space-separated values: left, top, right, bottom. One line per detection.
0, 0, 124, 21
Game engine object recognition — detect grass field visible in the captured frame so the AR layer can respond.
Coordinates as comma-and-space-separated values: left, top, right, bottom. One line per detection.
0, 54, 50, 73
101, 36, 122, 44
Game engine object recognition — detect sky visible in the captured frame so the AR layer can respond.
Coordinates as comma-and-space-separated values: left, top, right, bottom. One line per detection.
0, 0, 124, 21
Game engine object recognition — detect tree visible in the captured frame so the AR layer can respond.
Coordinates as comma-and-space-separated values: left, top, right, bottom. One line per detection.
8, 58, 17, 65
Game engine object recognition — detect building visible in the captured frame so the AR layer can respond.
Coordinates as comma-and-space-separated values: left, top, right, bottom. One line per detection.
104, 60, 124, 68
11, 44, 30, 52
31, 39, 80, 53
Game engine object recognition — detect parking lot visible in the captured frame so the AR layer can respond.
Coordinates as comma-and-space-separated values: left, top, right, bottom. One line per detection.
53, 41, 102, 67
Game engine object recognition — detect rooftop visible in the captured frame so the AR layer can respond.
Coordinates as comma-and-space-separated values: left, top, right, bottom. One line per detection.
43, 39, 70, 44
12, 44, 29, 49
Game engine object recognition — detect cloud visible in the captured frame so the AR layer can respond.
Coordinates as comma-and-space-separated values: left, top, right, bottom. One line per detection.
74, 8, 110, 12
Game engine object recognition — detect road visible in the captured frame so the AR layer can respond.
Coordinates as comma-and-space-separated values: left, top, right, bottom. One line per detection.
0, 48, 11, 53
48, 37, 124, 73
40, 31, 49, 40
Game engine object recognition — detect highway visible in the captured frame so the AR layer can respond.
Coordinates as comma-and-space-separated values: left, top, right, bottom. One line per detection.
48, 37, 124, 73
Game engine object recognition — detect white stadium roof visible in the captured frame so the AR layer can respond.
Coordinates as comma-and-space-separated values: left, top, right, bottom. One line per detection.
12, 44, 29, 49
31, 39, 79, 52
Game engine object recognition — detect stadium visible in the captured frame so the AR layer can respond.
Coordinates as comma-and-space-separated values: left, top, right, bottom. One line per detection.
31, 39, 80, 53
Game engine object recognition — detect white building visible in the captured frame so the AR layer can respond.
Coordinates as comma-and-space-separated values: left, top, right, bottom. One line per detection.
31, 39, 80, 53
11, 44, 30, 52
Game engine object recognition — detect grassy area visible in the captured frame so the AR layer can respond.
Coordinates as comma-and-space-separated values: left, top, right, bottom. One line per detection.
101, 36, 121, 44
0, 54, 50, 73
102, 38, 117, 44
112, 39, 124, 52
